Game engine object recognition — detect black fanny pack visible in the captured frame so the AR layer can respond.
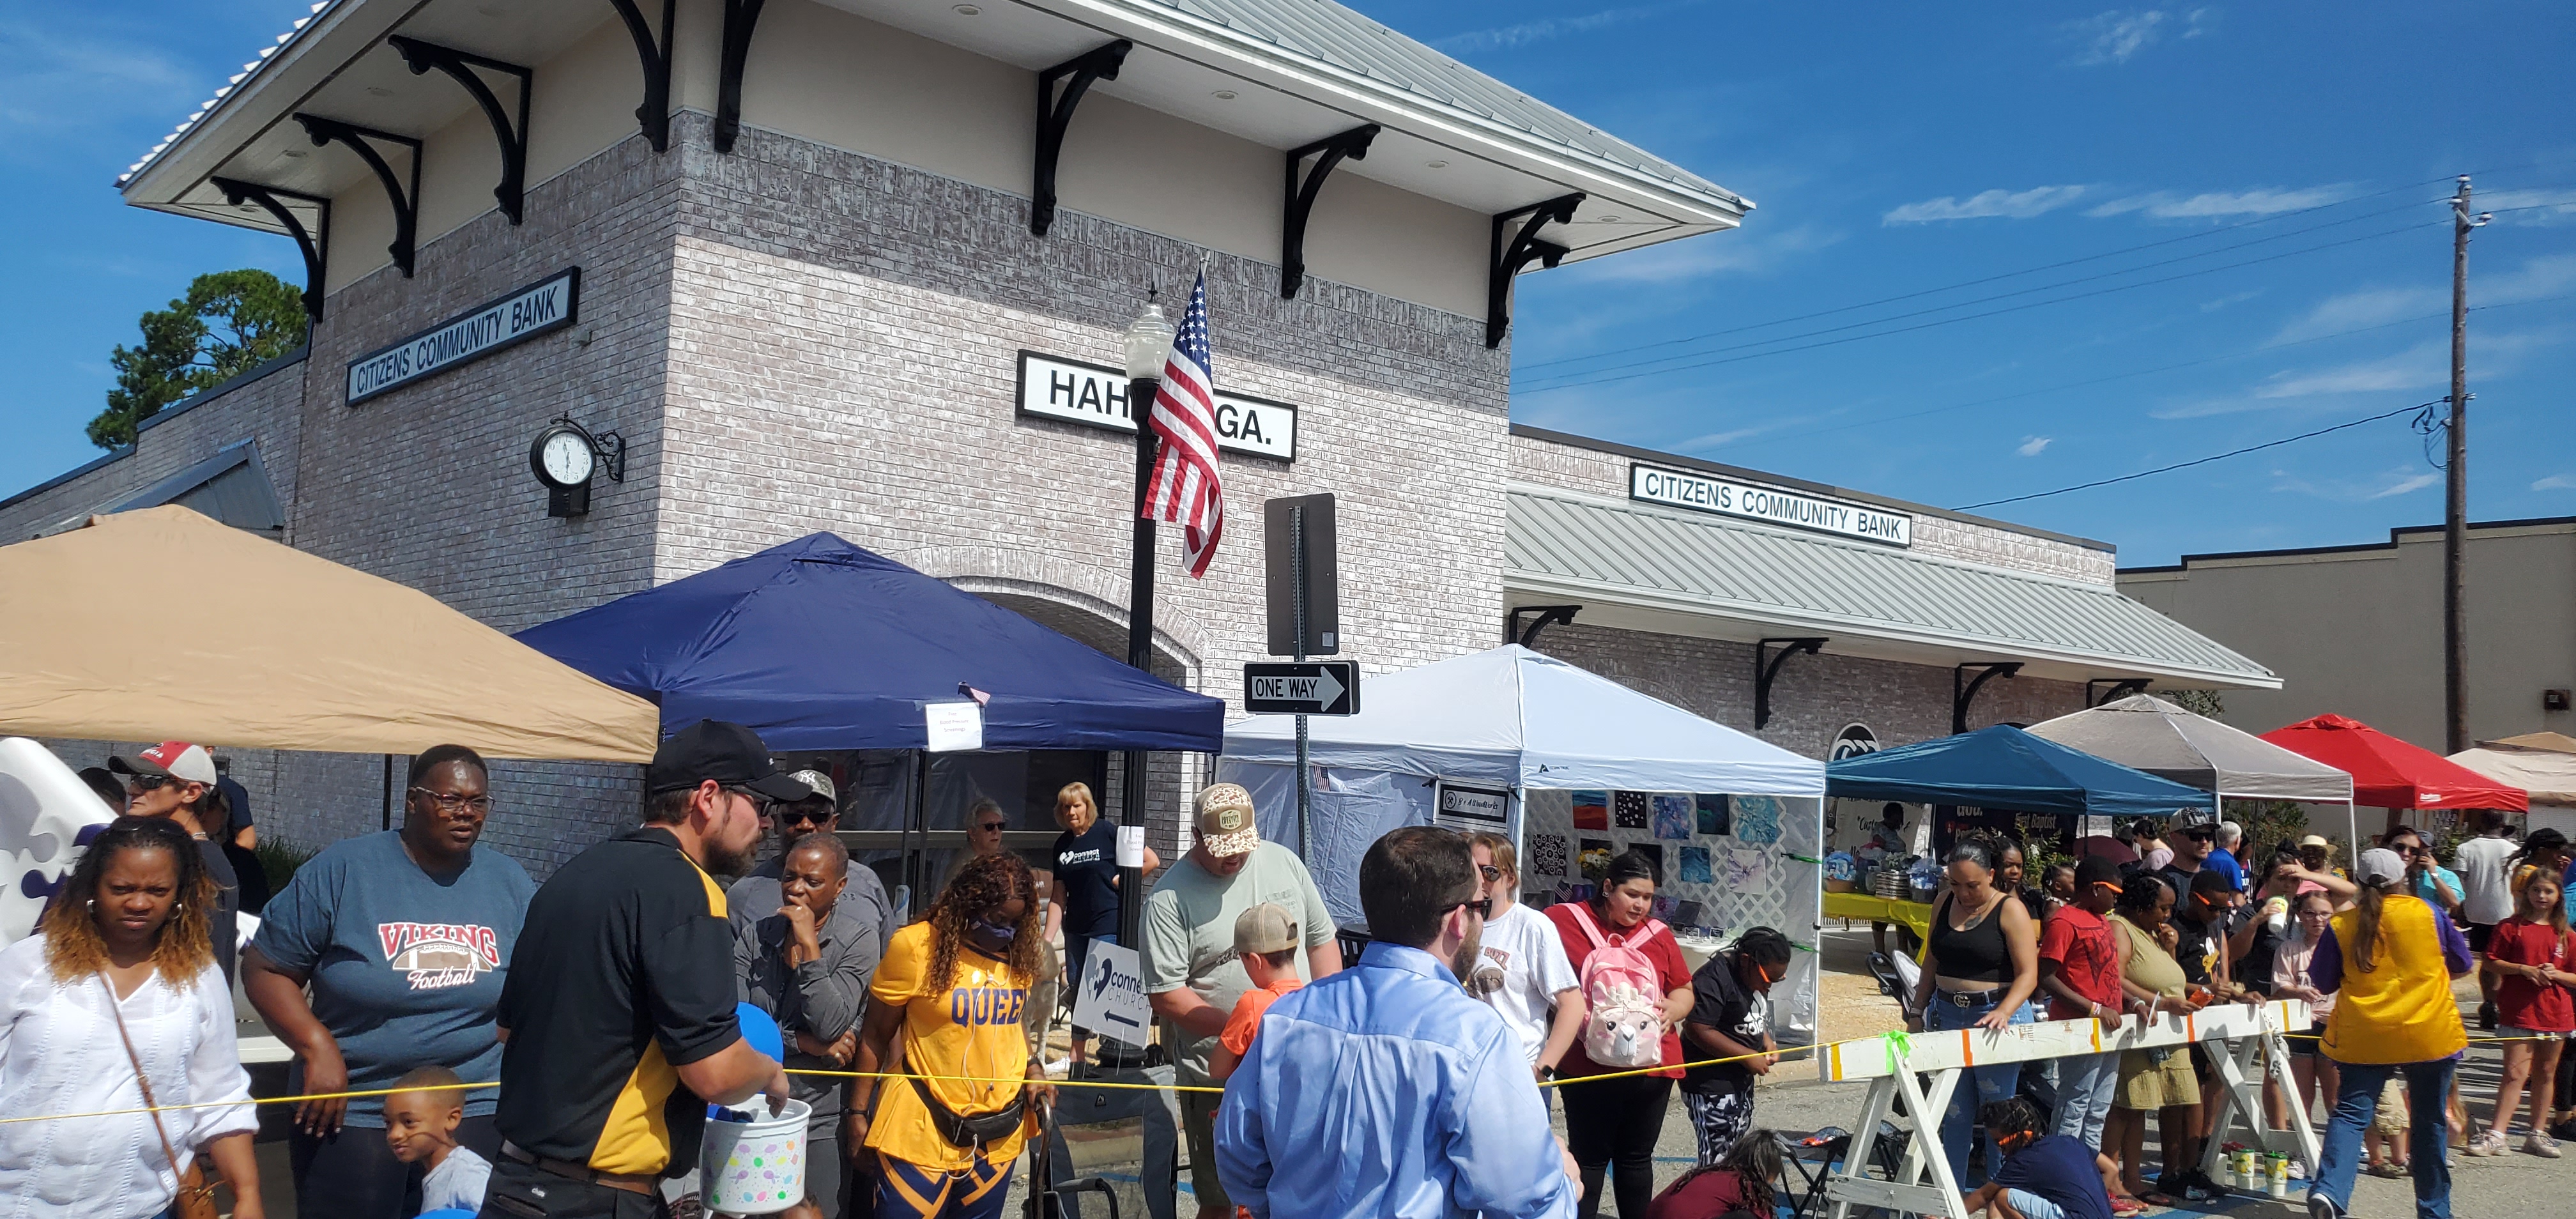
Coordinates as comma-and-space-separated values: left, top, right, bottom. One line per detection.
908, 1074, 1028, 1149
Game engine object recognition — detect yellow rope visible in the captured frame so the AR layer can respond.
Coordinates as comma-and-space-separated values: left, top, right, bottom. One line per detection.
3, 1015, 2545, 1126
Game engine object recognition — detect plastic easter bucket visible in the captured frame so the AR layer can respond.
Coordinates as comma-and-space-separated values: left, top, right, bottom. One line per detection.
701, 1097, 812, 1215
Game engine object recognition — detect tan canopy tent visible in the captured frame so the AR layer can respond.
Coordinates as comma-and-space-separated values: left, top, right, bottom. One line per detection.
0, 505, 657, 760
2450, 733, 2576, 830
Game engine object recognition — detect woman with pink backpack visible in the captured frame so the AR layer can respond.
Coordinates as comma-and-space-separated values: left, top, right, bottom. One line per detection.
1547, 850, 1696, 1219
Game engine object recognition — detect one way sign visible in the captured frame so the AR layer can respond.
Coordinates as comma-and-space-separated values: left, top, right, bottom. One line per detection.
1244, 661, 1361, 716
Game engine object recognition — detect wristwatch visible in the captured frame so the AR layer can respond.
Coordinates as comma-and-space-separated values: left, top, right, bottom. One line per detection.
1538, 1065, 1558, 1081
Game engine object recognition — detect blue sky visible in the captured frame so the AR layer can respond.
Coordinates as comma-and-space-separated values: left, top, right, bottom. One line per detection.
3, 3, 2571, 565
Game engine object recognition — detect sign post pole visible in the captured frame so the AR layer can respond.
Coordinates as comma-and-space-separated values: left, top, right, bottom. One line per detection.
1293, 502, 1310, 856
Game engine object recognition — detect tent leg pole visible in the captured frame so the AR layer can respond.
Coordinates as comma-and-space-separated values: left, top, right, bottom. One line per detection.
2347, 800, 2359, 864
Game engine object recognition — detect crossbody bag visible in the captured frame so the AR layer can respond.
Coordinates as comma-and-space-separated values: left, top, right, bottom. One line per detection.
103, 973, 223, 1219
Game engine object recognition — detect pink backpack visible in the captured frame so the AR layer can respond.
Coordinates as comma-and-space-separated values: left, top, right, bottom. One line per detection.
1563, 901, 1670, 1069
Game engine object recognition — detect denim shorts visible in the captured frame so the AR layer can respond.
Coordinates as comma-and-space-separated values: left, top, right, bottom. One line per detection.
2500, 1025, 2571, 1040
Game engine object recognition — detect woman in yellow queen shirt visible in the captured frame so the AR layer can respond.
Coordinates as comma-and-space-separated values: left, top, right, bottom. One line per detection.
850, 852, 1055, 1219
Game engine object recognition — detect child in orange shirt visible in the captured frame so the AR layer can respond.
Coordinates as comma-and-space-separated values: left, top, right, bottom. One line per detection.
1209, 903, 1305, 1084
1212, 903, 1304, 1219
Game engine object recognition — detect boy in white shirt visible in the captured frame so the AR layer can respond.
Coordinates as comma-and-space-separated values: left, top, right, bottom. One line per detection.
383, 1066, 491, 1216
1464, 833, 1586, 1098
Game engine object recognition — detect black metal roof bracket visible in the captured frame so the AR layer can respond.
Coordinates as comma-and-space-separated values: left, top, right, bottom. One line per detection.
1508, 604, 1581, 648
713, 0, 767, 153
1279, 123, 1379, 299
388, 36, 532, 224
1953, 662, 2025, 733
1755, 637, 1827, 730
2086, 677, 2152, 707
1030, 40, 1131, 237
604, 0, 675, 152
1486, 192, 1583, 348
210, 178, 328, 321
294, 114, 421, 277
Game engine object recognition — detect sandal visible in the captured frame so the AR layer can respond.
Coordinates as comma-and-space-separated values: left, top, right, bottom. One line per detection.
2112, 1195, 2152, 1216
2134, 1191, 2175, 1208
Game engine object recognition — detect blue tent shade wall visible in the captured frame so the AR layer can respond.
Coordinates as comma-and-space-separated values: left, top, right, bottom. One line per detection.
1826, 724, 2212, 818
513, 533, 1224, 753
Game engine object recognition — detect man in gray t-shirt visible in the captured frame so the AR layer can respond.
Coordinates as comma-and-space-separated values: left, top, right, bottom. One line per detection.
1143, 783, 1340, 1219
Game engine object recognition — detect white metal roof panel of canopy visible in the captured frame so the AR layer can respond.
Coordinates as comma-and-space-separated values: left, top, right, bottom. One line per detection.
1505, 486, 2282, 690
117, 0, 1745, 269
2026, 694, 2354, 802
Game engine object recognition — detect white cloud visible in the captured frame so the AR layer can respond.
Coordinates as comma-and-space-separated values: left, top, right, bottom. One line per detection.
2479, 189, 2576, 227
2252, 341, 2446, 399
1675, 427, 1768, 450
2200, 290, 2262, 312
2370, 471, 2441, 500
2016, 436, 2054, 457
2065, 10, 2168, 65
1434, 3, 1696, 55
1883, 186, 2087, 225
0, 19, 198, 138
2268, 254, 2576, 344
2534, 474, 2576, 492
2087, 185, 2356, 220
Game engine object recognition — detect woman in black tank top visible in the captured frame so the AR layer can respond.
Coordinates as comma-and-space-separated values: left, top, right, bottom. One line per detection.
1903, 839, 2040, 1188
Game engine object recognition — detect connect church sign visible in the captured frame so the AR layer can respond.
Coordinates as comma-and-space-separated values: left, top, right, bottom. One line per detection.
1629, 463, 1912, 548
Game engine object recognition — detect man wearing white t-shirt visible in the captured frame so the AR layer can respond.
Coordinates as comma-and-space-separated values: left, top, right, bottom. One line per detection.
2453, 811, 2520, 1027
1466, 833, 1586, 1094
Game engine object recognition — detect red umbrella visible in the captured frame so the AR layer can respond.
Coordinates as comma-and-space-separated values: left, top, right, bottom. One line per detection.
2259, 714, 2529, 811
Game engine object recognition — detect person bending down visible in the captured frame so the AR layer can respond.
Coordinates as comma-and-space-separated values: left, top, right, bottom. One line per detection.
1964, 1098, 2136, 1219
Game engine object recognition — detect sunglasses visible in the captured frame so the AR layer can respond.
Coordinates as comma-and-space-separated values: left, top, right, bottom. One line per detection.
126, 774, 172, 792
723, 786, 776, 817
778, 806, 834, 826
1452, 897, 1493, 920
408, 788, 495, 813
974, 821, 1008, 832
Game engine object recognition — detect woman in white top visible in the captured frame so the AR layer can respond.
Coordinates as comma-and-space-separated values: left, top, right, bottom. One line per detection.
0, 816, 261, 1219
1464, 832, 1585, 1083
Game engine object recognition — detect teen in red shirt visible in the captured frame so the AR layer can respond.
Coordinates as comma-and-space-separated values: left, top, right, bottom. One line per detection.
2034, 857, 2143, 1152
2472, 870, 2576, 1157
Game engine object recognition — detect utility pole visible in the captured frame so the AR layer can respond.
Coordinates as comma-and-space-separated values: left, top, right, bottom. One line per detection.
2444, 176, 2486, 754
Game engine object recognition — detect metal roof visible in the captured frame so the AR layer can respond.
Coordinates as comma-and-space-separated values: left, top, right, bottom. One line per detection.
1506, 487, 2281, 689
1135, 0, 1740, 204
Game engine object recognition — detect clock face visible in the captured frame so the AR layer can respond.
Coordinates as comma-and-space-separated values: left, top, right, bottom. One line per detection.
540, 430, 594, 486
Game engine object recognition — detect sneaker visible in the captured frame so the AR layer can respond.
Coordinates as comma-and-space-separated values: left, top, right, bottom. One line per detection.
2467, 1130, 2511, 1157
2308, 1193, 2345, 1219
2159, 1174, 2221, 1203
2524, 1133, 2564, 1159
2555, 1119, 2576, 1142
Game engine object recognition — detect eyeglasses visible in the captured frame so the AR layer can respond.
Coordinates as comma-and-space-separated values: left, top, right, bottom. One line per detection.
408, 788, 494, 813
1476, 864, 1503, 882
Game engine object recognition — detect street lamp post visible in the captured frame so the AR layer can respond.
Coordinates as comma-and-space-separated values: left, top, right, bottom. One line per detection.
1116, 296, 1174, 963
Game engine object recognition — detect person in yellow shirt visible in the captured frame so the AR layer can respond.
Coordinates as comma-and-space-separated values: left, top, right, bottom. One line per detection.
2304, 848, 2472, 1219
849, 852, 1055, 1219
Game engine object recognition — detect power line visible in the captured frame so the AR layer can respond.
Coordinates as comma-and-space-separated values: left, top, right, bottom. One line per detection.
1710, 293, 2572, 455
1952, 400, 2443, 512
1518, 221, 2435, 395
1517, 176, 2461, 374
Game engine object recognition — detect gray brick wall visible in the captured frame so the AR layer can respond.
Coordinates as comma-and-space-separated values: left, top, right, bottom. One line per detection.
1505, 433, 2117, 585
1528, 620, 2089, 759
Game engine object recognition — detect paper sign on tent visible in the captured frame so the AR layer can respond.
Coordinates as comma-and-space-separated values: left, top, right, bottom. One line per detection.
924, 701, 983, 752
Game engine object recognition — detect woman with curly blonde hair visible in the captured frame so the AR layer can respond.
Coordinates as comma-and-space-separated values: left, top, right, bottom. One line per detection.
849, 851, 1054, 1219
0, 815, 264, 1218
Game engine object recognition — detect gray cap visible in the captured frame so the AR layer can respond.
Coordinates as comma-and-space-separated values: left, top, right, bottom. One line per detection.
786, 768, 836, 803
2356, 848, 2407, 887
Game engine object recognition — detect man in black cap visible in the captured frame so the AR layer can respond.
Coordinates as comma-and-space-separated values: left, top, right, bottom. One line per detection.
482, 719, 806, 1218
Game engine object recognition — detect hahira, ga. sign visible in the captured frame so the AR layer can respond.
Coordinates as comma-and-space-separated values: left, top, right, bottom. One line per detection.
1630, 463, 1912, 548
1016, 351, 1298, 461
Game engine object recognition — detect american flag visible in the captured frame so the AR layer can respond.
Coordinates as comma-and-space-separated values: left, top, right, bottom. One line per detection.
1144, 272, 1224, 577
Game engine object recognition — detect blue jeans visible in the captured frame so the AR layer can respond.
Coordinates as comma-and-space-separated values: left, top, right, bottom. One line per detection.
2311, 1057, 2456, 1219
2002, 1189, 2066, 1219
2052, 1048, 2120, 1149
1926, 990, 2030, 1186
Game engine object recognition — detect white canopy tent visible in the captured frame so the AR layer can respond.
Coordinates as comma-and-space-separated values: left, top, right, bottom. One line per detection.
1221, 645, 1830, 1036
2451, 733, 2576, 837
2026, 693, 2361, 855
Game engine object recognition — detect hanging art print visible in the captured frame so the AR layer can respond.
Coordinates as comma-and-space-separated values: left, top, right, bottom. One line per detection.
1680, 845, 1713, 884
1695, 793, 1731, 836
1730, 795, 1782, 845
1572, 790, 1610, 831
1613, 791, 1651, 829
1529, 834, 1569, 878
1652, 794, 1694, 840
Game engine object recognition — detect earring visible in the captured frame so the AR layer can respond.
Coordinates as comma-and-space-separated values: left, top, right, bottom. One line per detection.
172, 900, 183, 912
86, 899, 95, 914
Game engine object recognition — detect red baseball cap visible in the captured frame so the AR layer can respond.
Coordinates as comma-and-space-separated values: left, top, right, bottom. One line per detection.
109, 741, 218, 786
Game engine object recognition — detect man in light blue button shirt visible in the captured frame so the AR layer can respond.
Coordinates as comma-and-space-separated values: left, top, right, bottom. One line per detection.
1215, 827, 1579, 1219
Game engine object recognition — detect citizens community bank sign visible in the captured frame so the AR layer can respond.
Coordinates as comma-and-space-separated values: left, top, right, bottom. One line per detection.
1630, 463, 1912, 548
346, 269, 581, 405
1016, 351, 1297, 461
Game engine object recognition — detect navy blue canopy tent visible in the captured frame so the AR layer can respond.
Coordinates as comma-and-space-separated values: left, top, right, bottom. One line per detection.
1826, 724, 2212, 818
514, 532, 1224, 753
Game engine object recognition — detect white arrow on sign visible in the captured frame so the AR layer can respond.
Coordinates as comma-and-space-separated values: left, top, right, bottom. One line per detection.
1307, 666, 1343, 710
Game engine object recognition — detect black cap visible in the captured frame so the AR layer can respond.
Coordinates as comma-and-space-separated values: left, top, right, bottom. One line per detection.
648, 719, 811, 801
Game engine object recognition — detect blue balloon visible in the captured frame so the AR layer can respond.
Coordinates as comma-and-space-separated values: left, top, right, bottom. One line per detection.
711, 1002, 789, 1122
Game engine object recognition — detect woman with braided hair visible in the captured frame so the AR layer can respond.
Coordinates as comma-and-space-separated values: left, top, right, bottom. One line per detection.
849, 850, 1055, 1219
0, 815, 264, 1218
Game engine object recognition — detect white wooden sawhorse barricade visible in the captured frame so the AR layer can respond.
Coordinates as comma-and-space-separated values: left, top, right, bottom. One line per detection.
1813, 999, 2317, 1219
